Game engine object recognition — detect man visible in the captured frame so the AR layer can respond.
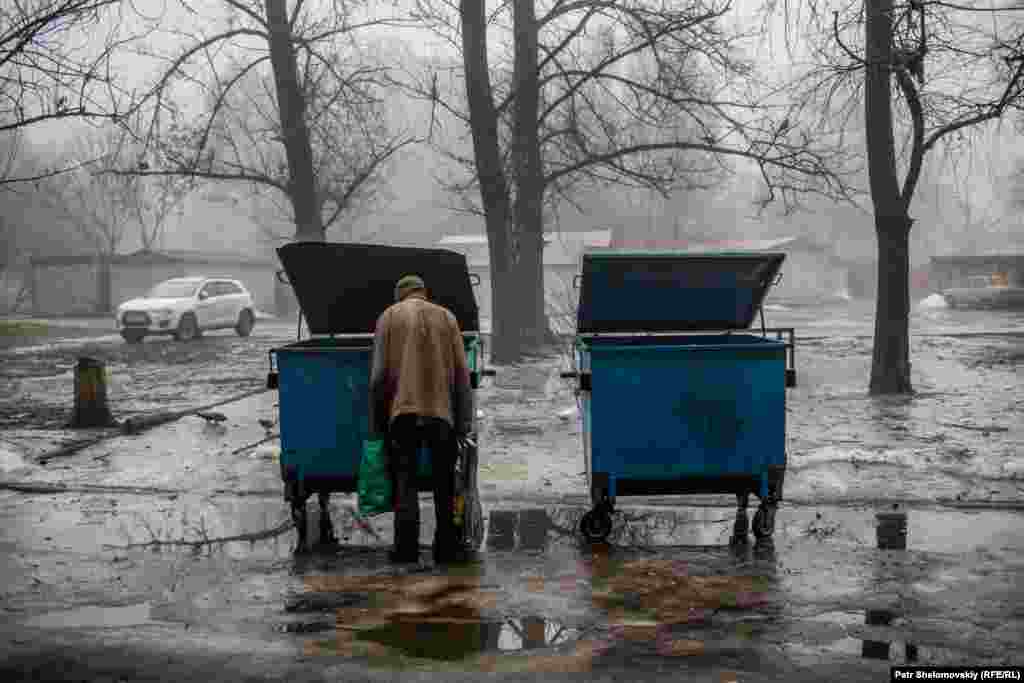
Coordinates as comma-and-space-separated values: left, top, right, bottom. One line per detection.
369, 274, 473, 564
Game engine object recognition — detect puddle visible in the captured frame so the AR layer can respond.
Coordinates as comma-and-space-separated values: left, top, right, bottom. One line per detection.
350, 615, 578, 661
782, 636, 924, 663
789, 608, 971, 664
26, 602, 154, 629
290, 569, 581, 664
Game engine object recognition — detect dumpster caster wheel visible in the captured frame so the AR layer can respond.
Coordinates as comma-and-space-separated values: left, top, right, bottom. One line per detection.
753, 504, 776, 539
580, 508, 613, 543
731, 515, 750, 546
733, 509, 749, 538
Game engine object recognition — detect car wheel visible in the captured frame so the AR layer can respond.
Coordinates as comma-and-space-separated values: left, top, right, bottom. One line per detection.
121, 330, 145, 344
235, 309, 254, 337
175, 313, 199, 342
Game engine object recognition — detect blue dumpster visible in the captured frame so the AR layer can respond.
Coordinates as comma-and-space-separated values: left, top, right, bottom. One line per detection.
267, 242, 492, 550
565, 250, 789, 542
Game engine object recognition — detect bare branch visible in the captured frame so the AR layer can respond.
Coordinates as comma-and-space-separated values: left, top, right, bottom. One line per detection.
895, 68, 925, 206
922, 55, 1024, 153
0, 156, 104, 187
544, 140, 841, 190
833, 10, 866, 65
222, 0, 269, 27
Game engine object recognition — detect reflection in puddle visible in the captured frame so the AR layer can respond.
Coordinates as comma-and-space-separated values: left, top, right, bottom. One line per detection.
784, 636, 923, 663
296, 571, 580, 665
352, 615, 578, 661
27, 602, 154, 629
801, 608, 919, 662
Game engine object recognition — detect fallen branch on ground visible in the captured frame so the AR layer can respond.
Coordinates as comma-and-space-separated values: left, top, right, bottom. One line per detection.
227, 433, 279, 456
936, 421, 1009, 433
0, 481, 183, 495
120, 387, 268, 434
102, 518, 294, 550
36, 433, 118, 464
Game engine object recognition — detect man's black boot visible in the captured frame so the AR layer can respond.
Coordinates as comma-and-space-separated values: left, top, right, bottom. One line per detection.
433, 527, 468, 565
389, 521, 420, 564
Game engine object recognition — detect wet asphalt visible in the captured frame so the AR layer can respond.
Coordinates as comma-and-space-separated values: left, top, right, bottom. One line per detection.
0, 303, 1022, 681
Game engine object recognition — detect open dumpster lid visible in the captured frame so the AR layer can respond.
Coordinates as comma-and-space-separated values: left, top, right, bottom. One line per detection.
576, 250, 785, 333
276, 242, 480, 335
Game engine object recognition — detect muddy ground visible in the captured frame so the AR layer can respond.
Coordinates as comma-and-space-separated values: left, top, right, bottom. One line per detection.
0, 317, 296, 432
0, 306, 1022, 681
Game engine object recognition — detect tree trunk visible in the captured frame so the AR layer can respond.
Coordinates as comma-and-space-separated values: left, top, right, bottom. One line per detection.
265, 0, 324, 242
871, 217, 913, 393
512, 0, 551, 353
460, 0, 520, 363
864, 0, 913, 394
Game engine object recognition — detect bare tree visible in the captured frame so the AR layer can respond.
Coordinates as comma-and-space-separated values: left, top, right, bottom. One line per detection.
200, 49, 411, 243
777, 0, 1024, 394
41, 128, 146, 310
0, 0, 144, 185
406, 0, 858, 363
118, 0, 414, 242
0, 135, 95, 305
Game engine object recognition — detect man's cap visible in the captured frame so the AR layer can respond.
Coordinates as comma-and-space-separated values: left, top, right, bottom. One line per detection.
394, 274, 426, 299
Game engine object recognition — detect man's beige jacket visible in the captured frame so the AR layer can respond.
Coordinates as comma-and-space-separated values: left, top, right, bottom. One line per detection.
369, 292, 472, 435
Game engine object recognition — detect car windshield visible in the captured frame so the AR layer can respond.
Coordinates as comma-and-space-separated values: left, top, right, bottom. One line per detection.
147, 281, 200, 298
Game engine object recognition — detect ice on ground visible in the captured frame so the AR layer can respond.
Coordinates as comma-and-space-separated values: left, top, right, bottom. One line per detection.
792, 445, 1024, 481
918, 293, 950, 310
0, 442, 29, 472
252, 443, 280, 461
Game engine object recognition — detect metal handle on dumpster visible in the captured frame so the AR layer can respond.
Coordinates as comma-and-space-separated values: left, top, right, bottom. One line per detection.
572, 274, 581, 289
560, 370, 591, 391
469, 273, 481, 286
470, 368, 496, 389
276, 269, 290, 285
266, 350, 279, 390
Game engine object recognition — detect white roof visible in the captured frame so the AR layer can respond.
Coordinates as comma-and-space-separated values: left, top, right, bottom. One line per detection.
438, 230, 613, 266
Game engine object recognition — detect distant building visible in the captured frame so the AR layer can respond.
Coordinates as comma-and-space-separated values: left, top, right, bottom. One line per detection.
29, 249, 292, 316
599, 235, 870, 304
437, 230, 613, 332
929, 253, 1024, 291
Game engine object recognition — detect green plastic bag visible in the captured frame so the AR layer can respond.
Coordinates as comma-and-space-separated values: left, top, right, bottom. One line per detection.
357, 438, 392, 516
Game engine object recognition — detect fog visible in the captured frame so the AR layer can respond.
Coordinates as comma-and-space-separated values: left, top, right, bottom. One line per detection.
11, 1, 1024, 268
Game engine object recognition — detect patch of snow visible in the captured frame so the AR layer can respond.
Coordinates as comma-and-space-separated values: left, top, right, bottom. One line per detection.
558, 406, 579, 420
251, 443, 280, 461
917, 293, 949, 310
0, 442, 29, 473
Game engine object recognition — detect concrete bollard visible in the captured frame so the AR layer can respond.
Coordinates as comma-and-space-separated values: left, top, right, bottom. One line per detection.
71, 357, 113, 428
486, 510, 517, 551
863, 504, 915, 661
875, 505, 908, 551
518, 509, 551, 552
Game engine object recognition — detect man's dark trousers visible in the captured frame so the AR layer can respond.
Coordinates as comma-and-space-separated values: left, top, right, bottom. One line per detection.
388, 414, 458, 562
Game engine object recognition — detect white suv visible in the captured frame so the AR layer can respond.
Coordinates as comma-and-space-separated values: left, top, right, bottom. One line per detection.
116, 277, 256, 343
